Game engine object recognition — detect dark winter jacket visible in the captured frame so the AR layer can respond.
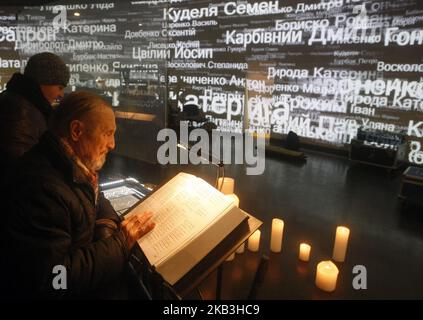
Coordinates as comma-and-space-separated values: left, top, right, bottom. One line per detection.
0, 73, 52, 167
2, 131, 132, 299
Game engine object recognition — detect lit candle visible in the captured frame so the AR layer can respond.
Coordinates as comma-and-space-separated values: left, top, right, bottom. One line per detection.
226, 253, 235, 261
226, 193, 241, 254
332, 226, 350, 262
270, 218, 284, 253
225, 194, 239, 207
299, 243, 311, 262
248, 230, 261, 252
315, 260, 339, 292
217, 177, 234, 195
236, 242, 245, 254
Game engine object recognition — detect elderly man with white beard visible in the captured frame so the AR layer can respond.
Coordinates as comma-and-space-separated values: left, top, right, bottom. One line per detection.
2, 91, 155, 299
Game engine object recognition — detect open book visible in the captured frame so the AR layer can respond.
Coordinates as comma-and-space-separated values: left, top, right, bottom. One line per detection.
125, 172, 247, 285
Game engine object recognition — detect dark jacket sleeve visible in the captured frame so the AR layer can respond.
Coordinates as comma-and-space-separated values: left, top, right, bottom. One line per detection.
6, 181, 130, 298
97, 192, 121, 223
94, 193, 121, 240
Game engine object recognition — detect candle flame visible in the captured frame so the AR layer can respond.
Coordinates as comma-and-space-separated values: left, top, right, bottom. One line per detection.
338, 226, 350, 233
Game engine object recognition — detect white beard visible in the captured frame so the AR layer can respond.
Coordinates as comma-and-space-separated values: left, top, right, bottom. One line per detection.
86, 153, 107, 172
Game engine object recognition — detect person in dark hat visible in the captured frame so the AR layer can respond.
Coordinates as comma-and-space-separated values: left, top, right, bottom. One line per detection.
0, 52, 70, 243
0, 52, 70, 165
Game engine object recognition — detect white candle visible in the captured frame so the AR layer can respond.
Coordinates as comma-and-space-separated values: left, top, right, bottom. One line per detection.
248, 230, 261, 252
226, 253, 235, 261
227, 193, 241, 255
236, 242, 245, 254
299, 243, 311, 262
225, 194, 239, 207
332, 226, 350, 262
270, 218, 284, 253
217, 177, 234, 195
315, 260, 339, 292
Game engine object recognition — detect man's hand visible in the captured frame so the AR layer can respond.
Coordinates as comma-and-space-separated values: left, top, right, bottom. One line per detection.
121, 212, 155, 249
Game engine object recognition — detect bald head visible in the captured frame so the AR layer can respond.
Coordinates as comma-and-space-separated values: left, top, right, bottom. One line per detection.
50, 91, 116, 172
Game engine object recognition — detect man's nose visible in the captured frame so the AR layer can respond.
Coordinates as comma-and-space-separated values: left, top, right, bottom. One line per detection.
108, 135, 115, 150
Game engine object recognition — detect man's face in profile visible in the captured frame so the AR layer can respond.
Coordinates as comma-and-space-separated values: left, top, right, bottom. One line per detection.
40, 84, 65, 106
76, 106, 116, 172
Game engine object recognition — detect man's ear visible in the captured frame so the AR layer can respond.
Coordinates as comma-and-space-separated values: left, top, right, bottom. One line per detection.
69, 120, 84, 142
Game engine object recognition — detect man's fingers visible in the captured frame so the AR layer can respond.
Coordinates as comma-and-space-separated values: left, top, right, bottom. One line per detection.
144, 221, 155, 233
122, 213, 138, 226
138, 221, 155, 238
136, 212, 154, 226
121, 212, 156, 249
123, 211, 152, 227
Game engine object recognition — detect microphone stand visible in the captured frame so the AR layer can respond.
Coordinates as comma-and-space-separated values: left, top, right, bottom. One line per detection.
177, 143, 225, 191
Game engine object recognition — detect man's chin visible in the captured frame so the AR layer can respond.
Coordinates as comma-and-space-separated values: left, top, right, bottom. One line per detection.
88, 155, 107, 172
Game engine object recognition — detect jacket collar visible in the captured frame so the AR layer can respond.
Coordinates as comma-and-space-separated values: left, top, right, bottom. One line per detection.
6, 73, 53, 119
38, 131, 96, 192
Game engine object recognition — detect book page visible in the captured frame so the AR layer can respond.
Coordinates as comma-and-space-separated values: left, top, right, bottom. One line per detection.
126, 173, 234, 267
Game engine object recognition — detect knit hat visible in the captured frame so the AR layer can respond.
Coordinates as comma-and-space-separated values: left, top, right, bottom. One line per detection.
24, 52, 70, 86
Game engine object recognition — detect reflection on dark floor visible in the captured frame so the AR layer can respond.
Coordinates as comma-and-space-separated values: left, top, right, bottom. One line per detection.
102, 149, 423, 299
